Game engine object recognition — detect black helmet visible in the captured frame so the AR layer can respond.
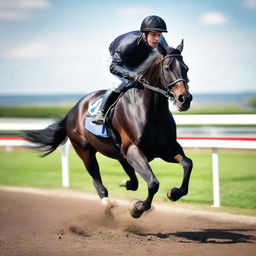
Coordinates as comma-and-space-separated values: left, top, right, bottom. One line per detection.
140, 15, 168, 33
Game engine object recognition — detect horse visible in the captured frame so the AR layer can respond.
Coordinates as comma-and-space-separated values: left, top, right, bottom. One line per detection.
24, 40, 193, 218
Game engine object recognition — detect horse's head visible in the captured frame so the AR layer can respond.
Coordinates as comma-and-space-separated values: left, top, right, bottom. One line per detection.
161, 40, 192, 111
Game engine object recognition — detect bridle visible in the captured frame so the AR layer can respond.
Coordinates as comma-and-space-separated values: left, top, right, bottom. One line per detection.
139, 54, 189, 101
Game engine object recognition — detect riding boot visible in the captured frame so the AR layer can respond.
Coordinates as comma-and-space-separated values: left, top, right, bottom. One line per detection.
92, 89, 120, 124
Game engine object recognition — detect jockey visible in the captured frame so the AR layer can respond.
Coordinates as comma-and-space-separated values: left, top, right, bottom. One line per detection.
92, 15, 169, 124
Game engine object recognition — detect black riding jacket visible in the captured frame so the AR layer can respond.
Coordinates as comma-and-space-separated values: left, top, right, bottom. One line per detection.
109, 30, 169, 80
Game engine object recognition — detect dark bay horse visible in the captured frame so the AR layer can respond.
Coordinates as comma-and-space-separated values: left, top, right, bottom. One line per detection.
24, 40, 193, 218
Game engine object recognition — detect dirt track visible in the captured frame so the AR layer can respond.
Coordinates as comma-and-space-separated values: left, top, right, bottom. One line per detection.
0, 186, 255, 256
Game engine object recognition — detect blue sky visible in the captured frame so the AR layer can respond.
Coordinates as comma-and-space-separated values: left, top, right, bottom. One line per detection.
0, 0, 255, 94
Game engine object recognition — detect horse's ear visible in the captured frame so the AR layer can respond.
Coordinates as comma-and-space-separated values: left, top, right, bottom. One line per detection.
176, 39, 184, 53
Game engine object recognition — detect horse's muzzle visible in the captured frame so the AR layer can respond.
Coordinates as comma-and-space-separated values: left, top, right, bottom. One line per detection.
176, 93, 193, 111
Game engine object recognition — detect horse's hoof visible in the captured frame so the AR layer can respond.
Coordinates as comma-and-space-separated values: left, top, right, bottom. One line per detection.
101, 197, 111, 207
167, 187, 181, 201
120, 180, 138, 191
129, 200, 144, 218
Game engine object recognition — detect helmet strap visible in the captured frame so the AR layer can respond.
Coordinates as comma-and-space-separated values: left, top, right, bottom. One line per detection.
142, 32, 150, 46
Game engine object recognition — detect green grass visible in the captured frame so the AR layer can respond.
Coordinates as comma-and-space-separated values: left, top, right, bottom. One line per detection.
0, 149, 255, 216
249, 97, 256, 109
0, 104, 255, 118
174, 104, 256, 114
0, 106, 72, 118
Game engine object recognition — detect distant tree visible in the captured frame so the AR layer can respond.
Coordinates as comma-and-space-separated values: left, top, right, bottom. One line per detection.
248, 97, 256, 109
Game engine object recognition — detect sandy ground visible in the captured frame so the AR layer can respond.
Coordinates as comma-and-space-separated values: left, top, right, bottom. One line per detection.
0, 186, 255, 256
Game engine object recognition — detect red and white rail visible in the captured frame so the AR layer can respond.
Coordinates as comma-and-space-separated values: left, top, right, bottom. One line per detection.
177, 136, 256, 207
0, 115, 256, 207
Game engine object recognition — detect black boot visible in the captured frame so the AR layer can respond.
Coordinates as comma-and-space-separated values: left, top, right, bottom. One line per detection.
92, 89, 119, 124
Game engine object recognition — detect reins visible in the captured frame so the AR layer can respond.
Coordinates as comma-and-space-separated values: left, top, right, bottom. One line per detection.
139, 78, 175, 101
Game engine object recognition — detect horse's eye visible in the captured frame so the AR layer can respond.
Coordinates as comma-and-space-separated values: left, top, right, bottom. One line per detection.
164, 66, 170, 71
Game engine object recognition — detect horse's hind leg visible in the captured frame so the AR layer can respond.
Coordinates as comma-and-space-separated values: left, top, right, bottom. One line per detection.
167, 143, 193, 201
118, 159, 138, 191
72, 144, 109, 203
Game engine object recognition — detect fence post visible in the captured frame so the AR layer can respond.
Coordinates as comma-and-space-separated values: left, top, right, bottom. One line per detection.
212, 148, 220, 207
61, 141, 70, 187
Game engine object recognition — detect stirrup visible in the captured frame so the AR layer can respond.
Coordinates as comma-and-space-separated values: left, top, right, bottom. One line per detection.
92, 111, 106, 125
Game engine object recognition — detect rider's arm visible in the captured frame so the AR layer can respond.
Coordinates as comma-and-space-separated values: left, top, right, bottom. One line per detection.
109, 52, 138, 80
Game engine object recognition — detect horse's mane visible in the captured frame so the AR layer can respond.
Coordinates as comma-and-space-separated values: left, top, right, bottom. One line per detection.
135, 50, 162, 76
134, 47, 183, 77
133, 47, 186, 85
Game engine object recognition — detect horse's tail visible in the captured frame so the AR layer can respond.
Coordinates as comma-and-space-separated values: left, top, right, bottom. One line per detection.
23, 115, 68, 157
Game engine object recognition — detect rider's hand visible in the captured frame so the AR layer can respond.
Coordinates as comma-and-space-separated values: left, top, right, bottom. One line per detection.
131, 72, 143, 82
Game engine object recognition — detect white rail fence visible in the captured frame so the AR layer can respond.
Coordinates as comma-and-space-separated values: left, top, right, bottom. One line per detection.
0, 115, 256, 207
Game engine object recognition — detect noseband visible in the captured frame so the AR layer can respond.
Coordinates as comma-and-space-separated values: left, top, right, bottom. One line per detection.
140, 54, 189, 101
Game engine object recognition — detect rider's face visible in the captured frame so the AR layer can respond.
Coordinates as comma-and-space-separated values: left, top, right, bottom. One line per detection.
145, 31, 162, 48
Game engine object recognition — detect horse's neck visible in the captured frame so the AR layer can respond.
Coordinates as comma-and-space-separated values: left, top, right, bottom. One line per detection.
150, 92, 169, 115
142, 56, 169, 115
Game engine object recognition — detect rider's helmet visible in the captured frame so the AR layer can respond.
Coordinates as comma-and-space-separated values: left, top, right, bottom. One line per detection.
140, 15, 168, 33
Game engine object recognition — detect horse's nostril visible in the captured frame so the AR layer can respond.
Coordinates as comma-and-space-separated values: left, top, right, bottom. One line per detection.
178, 95, 185, 103
178, 94, 193, 103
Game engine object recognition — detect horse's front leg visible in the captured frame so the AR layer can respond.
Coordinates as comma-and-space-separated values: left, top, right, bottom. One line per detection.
125, 144, 159, 218
167, 144, 193, 201
167, 154, 193, 201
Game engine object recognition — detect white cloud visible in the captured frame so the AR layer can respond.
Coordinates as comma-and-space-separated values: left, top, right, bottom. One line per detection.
117, 5, 149, 16
0, 10, 30, 20
0, 0, 51, 9
4, 42, 49, 59
242, 0, 256, 9
2, 34, 101, 60
0, 0, 51, 21
198, 12, 228, 25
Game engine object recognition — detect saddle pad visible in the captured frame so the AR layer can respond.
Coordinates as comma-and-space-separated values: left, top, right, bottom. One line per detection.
85, 116, 108, 138
87, 97, 103, 116
85, 97, 108, 138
